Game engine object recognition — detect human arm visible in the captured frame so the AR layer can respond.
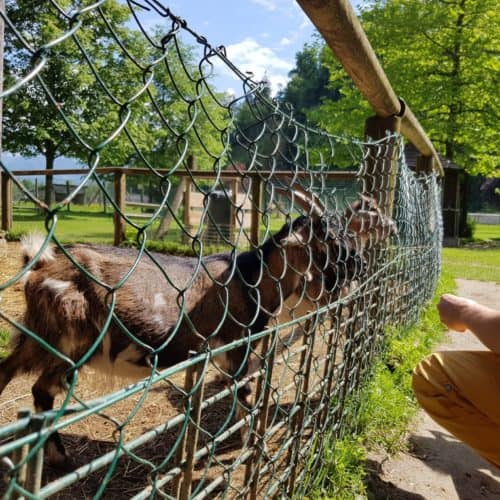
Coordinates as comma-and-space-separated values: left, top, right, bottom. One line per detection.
437, 294, 500, 354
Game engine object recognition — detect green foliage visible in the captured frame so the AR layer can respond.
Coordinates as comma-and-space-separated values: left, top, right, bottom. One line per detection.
4, 1, 230, 210
278, 40, 339, 123
4, 1, 131, 159
305, 0, 499, 176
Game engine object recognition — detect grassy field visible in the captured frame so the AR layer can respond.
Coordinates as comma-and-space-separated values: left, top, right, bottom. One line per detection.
9, 203, 287, 248
442, 247, 500, 283
472, 223, 500, 242
11, 204, 116, 243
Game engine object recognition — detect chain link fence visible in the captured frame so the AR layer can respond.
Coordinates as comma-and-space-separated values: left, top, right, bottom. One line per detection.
0, 1, 442, 498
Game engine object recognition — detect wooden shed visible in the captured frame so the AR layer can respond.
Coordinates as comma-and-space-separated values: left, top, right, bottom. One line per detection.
404, 144, 462, 245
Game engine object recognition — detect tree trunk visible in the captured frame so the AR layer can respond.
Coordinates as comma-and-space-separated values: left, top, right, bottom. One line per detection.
44, 145, 56, 206
155, 154, 196, 240
155, 177, 186, 239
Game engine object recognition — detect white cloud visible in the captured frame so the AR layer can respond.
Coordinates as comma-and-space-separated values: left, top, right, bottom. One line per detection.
280, 37, 292, 46
250, 0, 278, 11
221, 37, 293, 95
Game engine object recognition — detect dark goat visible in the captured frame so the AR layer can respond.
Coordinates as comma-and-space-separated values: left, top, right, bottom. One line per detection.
0, 192, 395, 466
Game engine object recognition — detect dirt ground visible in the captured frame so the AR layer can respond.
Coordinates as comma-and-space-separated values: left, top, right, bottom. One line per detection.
367, 278, 500, 500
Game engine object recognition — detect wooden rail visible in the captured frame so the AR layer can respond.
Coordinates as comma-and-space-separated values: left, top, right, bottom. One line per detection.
0, 168, 358, 245
297, 0, 444, 177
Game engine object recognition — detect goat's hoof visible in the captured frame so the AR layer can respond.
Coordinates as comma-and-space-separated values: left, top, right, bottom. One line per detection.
50, 457, 76, 472
45, 439, 75, 472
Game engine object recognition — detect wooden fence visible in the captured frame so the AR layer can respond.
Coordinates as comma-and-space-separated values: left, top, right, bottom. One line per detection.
0, 168, 358, 245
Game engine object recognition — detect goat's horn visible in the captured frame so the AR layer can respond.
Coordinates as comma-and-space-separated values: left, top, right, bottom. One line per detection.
290, 182, 327, 214
273, 186, 324, 217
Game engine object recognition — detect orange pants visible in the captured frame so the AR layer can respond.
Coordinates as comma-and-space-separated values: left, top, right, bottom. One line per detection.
412, 351, 500, 468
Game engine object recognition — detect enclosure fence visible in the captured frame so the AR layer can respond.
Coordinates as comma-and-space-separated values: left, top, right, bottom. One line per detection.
0, 1, 442, 498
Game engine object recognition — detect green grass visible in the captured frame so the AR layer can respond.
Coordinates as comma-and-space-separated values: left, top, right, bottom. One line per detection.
0, 328, 10, 358
11, 204, 116, 243
9, 203, 287, 250
442, 247, 500, 283
299, 270, 456, 499
473, 223, 500, 242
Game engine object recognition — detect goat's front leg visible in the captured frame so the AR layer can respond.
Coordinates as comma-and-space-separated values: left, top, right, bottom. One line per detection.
32, 367, 73, 470
227, 345, 261, 444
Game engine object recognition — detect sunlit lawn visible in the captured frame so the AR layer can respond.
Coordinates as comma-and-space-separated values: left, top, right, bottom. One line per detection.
473, 223, 500, 242
440, 223, 500, 283
442, 246, 500, 283
10, 203, 287, 247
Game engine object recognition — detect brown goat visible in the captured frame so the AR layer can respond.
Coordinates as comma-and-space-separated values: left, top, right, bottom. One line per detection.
0, 192, 395, 466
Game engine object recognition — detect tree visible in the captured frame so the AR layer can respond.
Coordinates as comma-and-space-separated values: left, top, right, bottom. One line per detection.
3, 0, 133, 205
3, 0, 229, 218
278, 40, 339, 122
309, 0, 499, 178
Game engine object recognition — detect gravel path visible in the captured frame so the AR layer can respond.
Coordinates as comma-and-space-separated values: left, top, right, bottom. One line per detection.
367, 279, 500, 499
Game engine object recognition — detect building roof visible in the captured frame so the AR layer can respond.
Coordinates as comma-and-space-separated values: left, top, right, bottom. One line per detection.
404, 143, 462, 171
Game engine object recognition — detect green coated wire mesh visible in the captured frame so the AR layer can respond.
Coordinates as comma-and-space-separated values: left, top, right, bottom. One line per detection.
0, 1, 442, 498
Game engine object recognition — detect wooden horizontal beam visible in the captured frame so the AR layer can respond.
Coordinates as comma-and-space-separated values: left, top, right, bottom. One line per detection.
10, 168, 359, 180
296, 0, 443, 176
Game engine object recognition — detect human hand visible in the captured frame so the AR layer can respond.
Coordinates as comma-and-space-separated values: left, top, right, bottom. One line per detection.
437, 294, 477, 332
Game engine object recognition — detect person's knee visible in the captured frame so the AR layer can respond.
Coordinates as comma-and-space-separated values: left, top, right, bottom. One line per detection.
412, 352, 447, 402
413, 352, 436, 383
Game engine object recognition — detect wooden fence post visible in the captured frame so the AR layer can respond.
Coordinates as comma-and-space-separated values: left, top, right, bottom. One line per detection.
361, 115, 401, 347
113, 170, 126, 246
1, 171, 12, 232
65, 180, 71, 212
416, 155, 434, 175
230, 178, 238, 243
363, 115, 401, 214
250, 178, 261, 246
183, 177, 191, 235
173, 352, 205, 500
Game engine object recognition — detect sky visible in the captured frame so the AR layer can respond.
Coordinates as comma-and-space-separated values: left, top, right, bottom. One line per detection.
133, 0, 320, 96
4, 0, 321, 173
